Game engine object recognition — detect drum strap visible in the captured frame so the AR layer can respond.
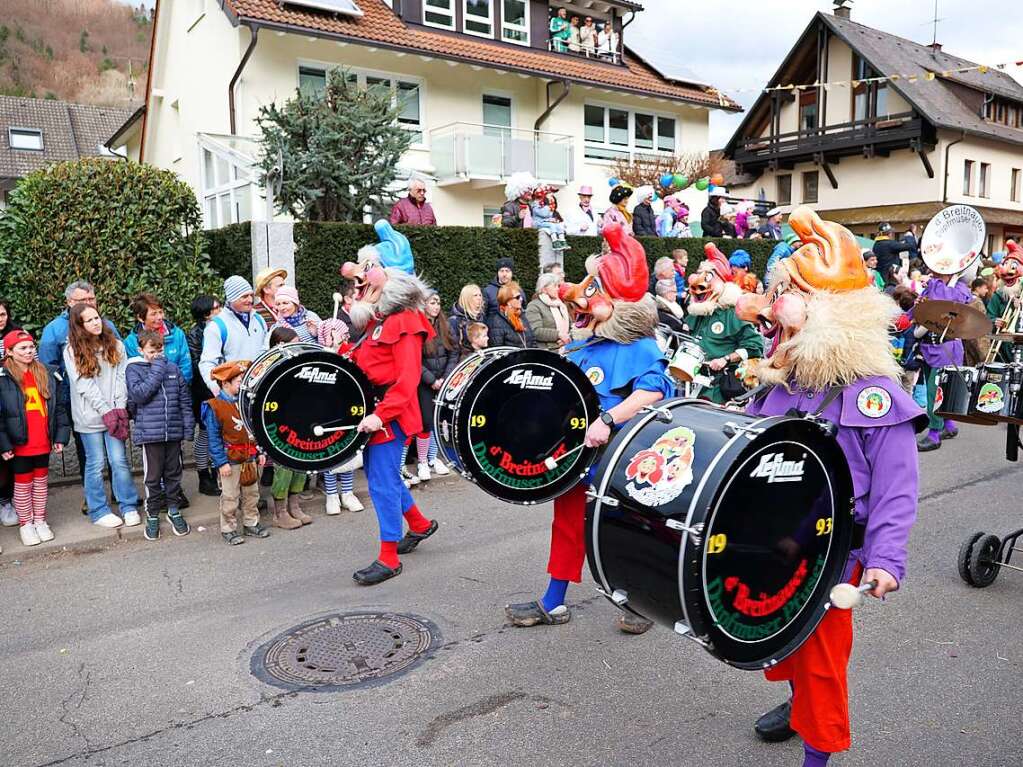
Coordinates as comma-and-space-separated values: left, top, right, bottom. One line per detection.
810, 386, 845, 417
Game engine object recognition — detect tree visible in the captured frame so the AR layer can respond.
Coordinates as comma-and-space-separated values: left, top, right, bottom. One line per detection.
255, 68, 413, 222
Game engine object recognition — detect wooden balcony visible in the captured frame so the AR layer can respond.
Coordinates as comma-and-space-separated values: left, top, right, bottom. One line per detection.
733, 112, 934, 174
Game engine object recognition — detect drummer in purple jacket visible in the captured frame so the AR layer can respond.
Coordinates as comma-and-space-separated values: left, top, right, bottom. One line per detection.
736, 207, 926, 767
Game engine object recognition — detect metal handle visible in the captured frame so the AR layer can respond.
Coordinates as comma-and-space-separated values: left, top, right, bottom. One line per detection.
585, 489, 619, 507
722, 421, 764, 439
640, 405, 674, 423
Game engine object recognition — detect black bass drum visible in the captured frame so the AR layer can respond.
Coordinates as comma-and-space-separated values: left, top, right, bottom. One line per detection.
239, 344, 373, 473
435, 347, 600, 504
586, 399, 855, 670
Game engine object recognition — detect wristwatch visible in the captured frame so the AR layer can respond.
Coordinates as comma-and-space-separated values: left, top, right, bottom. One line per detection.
599, 411, 616, 427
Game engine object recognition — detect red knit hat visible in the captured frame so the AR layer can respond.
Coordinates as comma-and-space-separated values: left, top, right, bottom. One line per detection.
599, 222, 649, 302
2, 329, 33, 351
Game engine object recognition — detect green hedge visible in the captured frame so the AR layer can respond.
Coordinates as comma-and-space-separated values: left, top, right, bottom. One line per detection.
204, 223, 252, 281
207, 222, 776, 319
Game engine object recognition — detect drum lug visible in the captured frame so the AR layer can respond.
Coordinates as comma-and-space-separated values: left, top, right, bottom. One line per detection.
641, 405, 674, 423
610, 589, 629, 605
673, 622, 710, 648
801, 414, 838, 437
665, 519, 704, 546
723, 421, 764, 440
585, 489, 619, 507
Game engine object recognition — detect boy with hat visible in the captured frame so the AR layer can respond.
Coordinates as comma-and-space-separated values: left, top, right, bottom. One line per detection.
203, 360, 268, 545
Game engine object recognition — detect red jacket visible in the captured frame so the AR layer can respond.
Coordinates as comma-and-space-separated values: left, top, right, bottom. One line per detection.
354, 309, 435, 443
389, 196, 437, 226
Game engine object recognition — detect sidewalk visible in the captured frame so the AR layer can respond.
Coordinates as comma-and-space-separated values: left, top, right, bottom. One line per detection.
0, 468, 455, 563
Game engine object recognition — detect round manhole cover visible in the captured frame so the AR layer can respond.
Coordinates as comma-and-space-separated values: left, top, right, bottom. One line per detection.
251, 612, 438, 692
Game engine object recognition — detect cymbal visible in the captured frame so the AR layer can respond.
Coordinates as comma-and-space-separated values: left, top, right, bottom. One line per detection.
914, 299, 992, 340
989, 332, 1023, 344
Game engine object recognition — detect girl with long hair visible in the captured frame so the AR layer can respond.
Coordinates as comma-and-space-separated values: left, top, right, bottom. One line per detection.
64, 303, 141, 528
0, 329, 70, 547
449, 284, 484, 352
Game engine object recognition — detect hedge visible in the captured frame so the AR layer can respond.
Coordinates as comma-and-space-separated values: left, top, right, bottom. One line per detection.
204, 223, 252, 281
206, 222, 775, 320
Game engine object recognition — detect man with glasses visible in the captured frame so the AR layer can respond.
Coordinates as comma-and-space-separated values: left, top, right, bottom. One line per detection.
389, 177, 437, 226
579, 17, 596, 55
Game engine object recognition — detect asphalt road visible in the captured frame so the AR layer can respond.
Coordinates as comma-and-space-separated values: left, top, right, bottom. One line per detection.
3, 422, 1022, 767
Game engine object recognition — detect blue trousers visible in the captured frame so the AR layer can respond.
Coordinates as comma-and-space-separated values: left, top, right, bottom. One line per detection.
363, 422, 415, 541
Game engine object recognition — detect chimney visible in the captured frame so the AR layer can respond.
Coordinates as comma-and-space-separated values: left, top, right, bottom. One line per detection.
833, 1, 853, 19
929, 42, 942, 53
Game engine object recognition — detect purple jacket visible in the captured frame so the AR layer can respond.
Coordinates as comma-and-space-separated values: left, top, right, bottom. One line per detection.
747, 376, 926, 584
389, 196, 437, 226
914, 279, 972, 368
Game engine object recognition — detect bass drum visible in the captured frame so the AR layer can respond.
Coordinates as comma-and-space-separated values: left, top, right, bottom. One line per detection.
935, 366, 994, 425
435, 347, 601, 505
586, 399, 855, 670
239, 344, 373, 473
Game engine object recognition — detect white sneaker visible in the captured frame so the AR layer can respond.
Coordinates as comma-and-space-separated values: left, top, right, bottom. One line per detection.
401, 468, 420, 487
325, 494, 342, 516
122, 510, 141, 527
430, 461, 450, 476
19, 524, 41, 546
417, 463, 432, 482
0, 502, 16, 526
341, 492, 365, 512
94, 513, 124, 528
34, 521, 54, 542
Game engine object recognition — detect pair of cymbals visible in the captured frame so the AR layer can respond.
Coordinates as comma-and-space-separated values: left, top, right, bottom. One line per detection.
914, 300, 992, 341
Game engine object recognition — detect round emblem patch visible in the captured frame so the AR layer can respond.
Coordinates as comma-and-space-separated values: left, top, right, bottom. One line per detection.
934, 385, 944, 410
856, 386, 892, 418
371, 325, 383, 340
711, 321, 725, 334
585, 366, 605, 386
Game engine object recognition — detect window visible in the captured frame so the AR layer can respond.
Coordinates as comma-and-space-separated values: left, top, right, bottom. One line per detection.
423, 0, 454, 29
483, 207, 502, 227
200, 145, 252, 229
802, 170, 819, 204
852, 54, 887, 121
799, 91, 817, 134
1012, 169, 1021, 203
583, 103, 677, 161
297, 65, 424, 144
8, 127, 43, 151
482, 94, 512, 137
777, 174, 792, 205
987, 234, 996, 256
980, 162, 991, 198
501, 0, 529, 44
963, 159, 975, 196
464, 0, 493, 36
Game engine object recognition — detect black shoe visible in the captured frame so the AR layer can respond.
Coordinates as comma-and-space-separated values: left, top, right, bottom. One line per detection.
941, 426, 959, 440
257, 497, 268, 514
353, 560, 403, 585
916, 434, 941, 452
167, 508, 190, 536
243, 523, 270, 538
504, 600, 571, 627
144, 514, 160, 541
754, 699, 795, 743
260, 466, 274, 487
175, 492, 190, 510
198, 469, 221, 497
222, 530, 244, 545
396, 520, 439, 554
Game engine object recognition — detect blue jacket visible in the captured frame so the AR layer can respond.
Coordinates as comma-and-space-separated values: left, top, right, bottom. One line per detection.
765, 241, 794, 283
124, 320, 192, 384
125, 356, 194, 445
203, 391, 245, 469
39, 310, 121, 375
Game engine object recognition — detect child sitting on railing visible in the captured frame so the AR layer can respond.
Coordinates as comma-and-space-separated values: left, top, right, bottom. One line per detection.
530, 185, 571, 252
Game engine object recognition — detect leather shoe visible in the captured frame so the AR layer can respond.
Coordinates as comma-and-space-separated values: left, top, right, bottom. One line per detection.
396, 520, 439, 554
505, 600, 570, 627
616, 612, 654, 634
353, 560, 402, 585
754, 699, 795, 743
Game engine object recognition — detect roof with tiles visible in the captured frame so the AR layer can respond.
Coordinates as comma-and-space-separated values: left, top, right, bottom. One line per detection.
220, 0, 740, 110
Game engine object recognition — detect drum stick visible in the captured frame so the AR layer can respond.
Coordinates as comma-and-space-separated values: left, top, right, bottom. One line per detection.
312, 424, 355, 436
544, 443, 585, 469
828, 580, 878, 610
332, 292, 343, 321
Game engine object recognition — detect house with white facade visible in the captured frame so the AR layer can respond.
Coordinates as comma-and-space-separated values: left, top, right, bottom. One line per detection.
723, 4, 1023, 253
113, 0, 739, 228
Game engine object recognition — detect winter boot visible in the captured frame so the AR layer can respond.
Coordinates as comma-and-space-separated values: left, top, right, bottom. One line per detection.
198, 468, 221, 497
273, 498, 302, 530
288, 495, 313, 525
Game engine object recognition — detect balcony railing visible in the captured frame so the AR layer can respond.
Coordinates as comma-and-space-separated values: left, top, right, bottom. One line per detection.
430, 122, 574, 187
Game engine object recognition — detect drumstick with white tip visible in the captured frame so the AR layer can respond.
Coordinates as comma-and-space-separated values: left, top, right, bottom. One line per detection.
829, 580, 879, 610
332, 292, 343, 320
544, 443, 586, 469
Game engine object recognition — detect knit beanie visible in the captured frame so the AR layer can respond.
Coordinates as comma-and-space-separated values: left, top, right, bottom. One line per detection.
224, 275, 254, 304
496, 257, 514, 272
275, 286, 300, 306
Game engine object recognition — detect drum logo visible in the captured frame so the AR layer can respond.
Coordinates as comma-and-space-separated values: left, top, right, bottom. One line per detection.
294, 366, 338, 385
855, 386, 892, 418
976, 383, 1005, 413
934, 385, 944, 410
749, 453, 805, 484
503, 369, 555, 391
623, 426, 696, 506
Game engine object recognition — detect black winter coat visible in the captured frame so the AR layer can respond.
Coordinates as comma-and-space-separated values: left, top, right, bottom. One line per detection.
632, 202, 657, 237
701, 203, 723, 238
483, 280, 526, 322
449, 303, 484, 351
186, 322, 214, 421
487, 309, 535, 349
418, 326, 460, 432
0, 363, 71, 453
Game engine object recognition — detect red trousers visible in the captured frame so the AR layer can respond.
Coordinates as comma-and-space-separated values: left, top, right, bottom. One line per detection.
547, 483, 588, 582
763, 562, 863, 753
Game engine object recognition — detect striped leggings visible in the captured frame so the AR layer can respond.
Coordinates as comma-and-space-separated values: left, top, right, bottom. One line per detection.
322, 471, 354, 495
400, 433, 438, 469
193, 425, 210, 470
12, 453, 49, 526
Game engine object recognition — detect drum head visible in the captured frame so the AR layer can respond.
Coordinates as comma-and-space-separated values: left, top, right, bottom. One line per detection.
449, 349, 600, 504
693, 419, 854, 668
247, 347, 372, 472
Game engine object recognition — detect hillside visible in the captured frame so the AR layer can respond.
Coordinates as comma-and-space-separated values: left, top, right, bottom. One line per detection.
0, 0, 150, 106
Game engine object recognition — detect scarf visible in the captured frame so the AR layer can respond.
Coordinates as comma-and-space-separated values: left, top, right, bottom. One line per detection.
539, 293, 570, 337
617, 202, 632, 224
503, 305, 525, 333
282, 305, 308, 329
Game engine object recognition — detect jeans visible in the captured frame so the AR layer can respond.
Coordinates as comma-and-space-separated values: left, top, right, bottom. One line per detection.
79, 431, 140, 521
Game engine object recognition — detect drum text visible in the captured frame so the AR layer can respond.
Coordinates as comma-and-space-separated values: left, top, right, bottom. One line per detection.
748, 453, 806, 483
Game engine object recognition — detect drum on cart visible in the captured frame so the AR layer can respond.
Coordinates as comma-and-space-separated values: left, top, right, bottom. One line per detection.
434, 347, 601, 505
972, 362, 1023, 425
586, 399, 855, 670
239, 344, 374, 473
935, 366, 994, 425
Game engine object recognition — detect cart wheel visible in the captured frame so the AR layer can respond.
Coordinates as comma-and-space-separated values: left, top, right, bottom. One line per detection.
967, 534, 1002, 588
957, 532, 983, 586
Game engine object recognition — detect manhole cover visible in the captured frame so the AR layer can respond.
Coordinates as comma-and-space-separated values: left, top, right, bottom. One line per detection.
251, 612, 438, 692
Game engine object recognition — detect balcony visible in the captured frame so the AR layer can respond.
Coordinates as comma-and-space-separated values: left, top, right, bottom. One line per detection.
430, 122, 574, 188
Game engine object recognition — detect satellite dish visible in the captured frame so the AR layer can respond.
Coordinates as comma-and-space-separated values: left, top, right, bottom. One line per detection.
920, 204, 986, 276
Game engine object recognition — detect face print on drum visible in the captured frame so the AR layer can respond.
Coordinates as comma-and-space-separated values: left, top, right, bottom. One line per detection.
623, 426, 696, 506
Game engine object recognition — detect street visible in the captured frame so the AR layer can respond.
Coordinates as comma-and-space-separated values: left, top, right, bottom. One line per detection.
2, 422, 1022, 767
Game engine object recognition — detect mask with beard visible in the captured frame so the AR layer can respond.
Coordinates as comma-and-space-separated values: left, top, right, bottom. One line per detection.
340, 220, 427, 329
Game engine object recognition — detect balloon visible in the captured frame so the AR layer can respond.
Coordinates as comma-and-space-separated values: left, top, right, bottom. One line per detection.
695, 177, 710, 191
659, 173, 674, 188
673, 173, 687, 188
608, 177, 620, 187
710, 173, 725, 186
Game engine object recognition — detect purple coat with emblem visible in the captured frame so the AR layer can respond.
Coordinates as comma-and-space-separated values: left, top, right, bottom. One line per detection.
747, 376, 926, 583
914, 279, 972, 368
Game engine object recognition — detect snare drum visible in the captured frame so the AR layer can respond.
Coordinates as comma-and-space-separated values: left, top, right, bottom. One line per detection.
586, 399, 855, 669
935, 366, 994, 425
434, 347, 600, 505
667, 336, 706, 383
239, 344, 374, 473
971, 363, 1023, 425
